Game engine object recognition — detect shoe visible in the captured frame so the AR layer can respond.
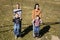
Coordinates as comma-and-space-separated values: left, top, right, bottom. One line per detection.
33, 35, 36, 38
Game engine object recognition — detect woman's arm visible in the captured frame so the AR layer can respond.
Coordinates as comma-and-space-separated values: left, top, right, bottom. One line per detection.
39, 10, 42, 18
32, 10, 35, 20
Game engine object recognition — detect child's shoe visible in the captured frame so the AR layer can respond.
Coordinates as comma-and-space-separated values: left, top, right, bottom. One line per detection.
33, 34, 35, 38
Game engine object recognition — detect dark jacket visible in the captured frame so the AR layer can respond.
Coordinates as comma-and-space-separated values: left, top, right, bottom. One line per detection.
13, 17, 20, 24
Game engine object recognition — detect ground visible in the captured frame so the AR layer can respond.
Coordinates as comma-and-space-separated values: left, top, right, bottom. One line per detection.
0, 0, 60, 40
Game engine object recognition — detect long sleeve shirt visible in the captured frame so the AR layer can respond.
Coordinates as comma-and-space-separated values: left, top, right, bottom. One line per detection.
32, 9, 41, 20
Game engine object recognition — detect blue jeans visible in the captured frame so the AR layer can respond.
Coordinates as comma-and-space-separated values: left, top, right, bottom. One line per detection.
32, 22, 40, 37
34, 26, 39, 37
14, 23, 20, 36
34, 26, 39, 34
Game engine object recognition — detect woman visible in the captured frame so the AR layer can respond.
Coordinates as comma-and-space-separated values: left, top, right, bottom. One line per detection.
32, 3, 42, 37
13, 3, 22, 19
13, 3, 22, 38
13, 13, 21, 38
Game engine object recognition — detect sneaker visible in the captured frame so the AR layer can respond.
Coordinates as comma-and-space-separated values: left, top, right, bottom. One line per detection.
33, 35, 36, 38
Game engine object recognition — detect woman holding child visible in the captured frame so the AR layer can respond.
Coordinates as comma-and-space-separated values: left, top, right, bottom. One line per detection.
32, 3, 42, 37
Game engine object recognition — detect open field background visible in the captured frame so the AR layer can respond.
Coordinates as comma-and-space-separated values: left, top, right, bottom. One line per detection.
0, 0, 60, 40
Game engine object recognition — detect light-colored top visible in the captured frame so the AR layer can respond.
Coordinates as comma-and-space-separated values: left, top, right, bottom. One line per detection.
13, 9, 22, 18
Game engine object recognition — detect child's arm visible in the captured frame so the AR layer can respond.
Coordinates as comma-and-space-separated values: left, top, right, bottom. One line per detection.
40, 19, 42, 24
32, 19, 35, 24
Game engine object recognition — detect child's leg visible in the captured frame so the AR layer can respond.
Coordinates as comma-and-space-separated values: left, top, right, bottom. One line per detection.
34, 27, 39, 37
36, 27, 40, 37
34, 27, 40, 37
34, 27, 37, 37
32, 23, 35, 37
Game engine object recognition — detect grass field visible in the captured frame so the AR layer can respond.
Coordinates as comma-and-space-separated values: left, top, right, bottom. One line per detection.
0, 0, 60, 40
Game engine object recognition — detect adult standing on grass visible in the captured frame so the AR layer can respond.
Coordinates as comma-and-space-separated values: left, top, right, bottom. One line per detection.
13, 3, 22, 38
32, 3, 42, 37
13, 3, 22, 19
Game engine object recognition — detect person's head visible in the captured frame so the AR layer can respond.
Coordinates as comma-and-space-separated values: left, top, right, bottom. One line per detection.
34, 3, 40, 10
36, 15, 40, 20
15, 13, 19, 18
16, 3, 20, 9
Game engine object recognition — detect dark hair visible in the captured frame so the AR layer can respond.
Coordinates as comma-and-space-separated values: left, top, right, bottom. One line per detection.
34, 3, 40, 10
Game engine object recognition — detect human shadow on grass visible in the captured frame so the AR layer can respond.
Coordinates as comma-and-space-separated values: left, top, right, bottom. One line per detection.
39, 25, 51, 38
0, 22, 60, 28
42, 22, 60, 25
21, 25, 33, 37
0, 24, 29, 28
0, 22, 60, 33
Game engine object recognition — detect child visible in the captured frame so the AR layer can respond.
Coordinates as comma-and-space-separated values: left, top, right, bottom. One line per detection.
13, 13, 21, 38
33, 15, 42, 37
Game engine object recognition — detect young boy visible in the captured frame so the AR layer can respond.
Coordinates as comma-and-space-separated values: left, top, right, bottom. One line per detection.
13, 13, 21, 38
33, 15, 42, 37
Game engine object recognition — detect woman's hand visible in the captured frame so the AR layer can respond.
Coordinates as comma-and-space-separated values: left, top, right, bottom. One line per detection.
32, 19, 35, 23
40, 19, 42, 24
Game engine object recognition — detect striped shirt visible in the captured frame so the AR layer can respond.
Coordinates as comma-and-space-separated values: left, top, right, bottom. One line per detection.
13, 9, 22, 18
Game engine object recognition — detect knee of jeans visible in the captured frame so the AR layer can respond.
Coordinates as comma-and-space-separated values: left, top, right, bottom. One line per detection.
14, 26, 16, 31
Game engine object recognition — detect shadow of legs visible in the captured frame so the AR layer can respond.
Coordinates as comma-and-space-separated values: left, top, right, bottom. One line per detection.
39, 25, 51, 38
21, 25, 33, 37
42, 22, 60, 25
